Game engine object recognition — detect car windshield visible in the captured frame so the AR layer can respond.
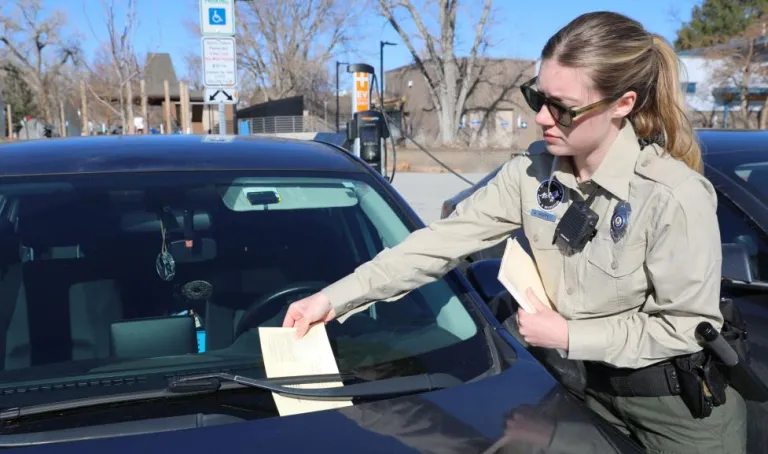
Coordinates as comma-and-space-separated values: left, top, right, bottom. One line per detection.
0, 170, 494, 408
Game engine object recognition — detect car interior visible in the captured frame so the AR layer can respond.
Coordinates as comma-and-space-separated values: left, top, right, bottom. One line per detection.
0, 176, 491, 392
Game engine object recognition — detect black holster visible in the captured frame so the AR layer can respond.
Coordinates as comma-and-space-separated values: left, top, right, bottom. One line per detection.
672, 350, 728, 419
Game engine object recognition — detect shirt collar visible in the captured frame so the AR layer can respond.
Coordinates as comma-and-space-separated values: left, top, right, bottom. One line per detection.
549, 121, 642, 201
590, 121, 642, 201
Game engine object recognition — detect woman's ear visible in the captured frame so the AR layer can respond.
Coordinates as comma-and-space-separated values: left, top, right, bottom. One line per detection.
612, 91, 637, 119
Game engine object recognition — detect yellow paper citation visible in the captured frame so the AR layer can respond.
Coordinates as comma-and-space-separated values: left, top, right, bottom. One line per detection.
497, 237, 554, 313
258, 324, 352, 416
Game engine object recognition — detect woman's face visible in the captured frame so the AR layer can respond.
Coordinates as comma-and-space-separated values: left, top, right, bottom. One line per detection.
534, 59, 632, 158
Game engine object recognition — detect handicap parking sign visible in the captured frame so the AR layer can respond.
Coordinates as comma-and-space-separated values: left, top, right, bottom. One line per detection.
209, 8, 226, 26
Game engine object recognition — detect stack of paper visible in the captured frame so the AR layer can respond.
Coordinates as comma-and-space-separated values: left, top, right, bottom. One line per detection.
497, 237, 554, 313
259, 325, 352, 416
497, 237, 568, 357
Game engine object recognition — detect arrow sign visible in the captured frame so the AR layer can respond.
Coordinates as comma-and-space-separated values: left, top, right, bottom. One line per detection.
208, 90, 233, 102
205, 87, 238, 105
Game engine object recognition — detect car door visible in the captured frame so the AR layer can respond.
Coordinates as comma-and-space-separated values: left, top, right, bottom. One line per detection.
705, 161, 768, 454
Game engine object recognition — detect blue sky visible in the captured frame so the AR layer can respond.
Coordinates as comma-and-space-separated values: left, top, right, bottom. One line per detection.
36, 0, 702, 86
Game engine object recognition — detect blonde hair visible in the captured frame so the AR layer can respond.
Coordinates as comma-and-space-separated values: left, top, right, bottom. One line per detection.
542, 12, 702, 173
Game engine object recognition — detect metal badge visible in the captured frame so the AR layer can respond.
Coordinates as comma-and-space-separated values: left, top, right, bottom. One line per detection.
610, 201, 632, 243
536, 178, 565, 211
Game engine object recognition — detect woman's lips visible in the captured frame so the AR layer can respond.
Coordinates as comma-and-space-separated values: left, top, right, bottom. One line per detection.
544, 133, 562, 143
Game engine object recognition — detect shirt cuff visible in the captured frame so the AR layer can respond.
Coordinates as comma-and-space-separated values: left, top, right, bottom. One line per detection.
321, 275, 367, 321
567, 318, 610, 362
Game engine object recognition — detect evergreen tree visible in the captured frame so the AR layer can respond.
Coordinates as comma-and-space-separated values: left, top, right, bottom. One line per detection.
0, 64, 39, 131
675, 0, 768, 51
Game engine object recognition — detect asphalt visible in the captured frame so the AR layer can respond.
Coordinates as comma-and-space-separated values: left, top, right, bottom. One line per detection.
390, 172, 487, 225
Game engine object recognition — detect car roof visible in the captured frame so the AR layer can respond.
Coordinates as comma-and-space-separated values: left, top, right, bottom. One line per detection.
695, 129, 768, 170
0, 134, 365, 177
697, 129, 768, 156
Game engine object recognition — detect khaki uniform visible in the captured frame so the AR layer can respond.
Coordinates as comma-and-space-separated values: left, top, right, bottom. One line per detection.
322, 121, 747, 453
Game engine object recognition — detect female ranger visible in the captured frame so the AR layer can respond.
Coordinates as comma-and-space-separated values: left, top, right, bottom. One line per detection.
283, 11, 747, 453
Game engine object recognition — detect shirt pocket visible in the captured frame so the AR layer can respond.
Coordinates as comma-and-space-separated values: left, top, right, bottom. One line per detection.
521, 212, 561, 298
522, 211, 559, 251
585, 237, 647, 312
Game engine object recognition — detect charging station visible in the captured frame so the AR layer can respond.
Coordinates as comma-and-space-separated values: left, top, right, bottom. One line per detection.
345, 63, 391, 179
347, 109, 389, 175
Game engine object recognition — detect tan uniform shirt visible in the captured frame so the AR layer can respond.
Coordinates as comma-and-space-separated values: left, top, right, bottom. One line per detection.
322, 121, 723, 369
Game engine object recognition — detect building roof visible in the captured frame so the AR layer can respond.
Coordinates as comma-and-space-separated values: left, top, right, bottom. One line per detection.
144, 53, 203, 101
0, 134, 365, 177
385, 56, 536, 75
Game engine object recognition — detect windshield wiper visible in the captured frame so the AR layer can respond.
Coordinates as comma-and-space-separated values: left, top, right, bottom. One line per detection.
0, 372, 462, 422
168, 372, 462, 400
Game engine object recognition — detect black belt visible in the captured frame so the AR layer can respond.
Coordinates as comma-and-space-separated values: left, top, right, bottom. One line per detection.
585, 360, 681, 398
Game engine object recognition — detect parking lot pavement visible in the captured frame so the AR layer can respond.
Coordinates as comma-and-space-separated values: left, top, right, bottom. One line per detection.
391, 172, 487, 225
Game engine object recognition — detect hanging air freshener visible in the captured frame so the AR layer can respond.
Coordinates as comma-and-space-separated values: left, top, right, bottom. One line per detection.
156, 220, 176, 281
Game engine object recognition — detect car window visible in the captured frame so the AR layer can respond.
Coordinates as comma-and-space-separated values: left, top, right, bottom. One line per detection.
716, 191, 768, 280
727, 160, 768, 204
0, 171, 494, 407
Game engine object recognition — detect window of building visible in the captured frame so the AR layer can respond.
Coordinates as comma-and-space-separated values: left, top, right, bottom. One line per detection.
681, 82, 697, 94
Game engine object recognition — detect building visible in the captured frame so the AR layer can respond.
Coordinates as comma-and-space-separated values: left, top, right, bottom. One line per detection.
384, 58, 543, 148
679, 39, 768, 128
235, 94, 340, 134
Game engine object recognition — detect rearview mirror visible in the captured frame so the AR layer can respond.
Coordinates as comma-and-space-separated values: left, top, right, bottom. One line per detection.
465, 258, 504, 302
722, 242, 753, 283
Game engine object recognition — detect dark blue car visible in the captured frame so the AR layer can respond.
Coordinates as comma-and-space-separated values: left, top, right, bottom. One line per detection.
0, 135, 644, 452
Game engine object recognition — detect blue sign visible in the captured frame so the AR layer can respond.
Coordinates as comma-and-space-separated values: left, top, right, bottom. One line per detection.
209, 8, 226, 26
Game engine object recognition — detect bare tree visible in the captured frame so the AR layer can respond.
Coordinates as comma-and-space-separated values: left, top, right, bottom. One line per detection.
235, 0, 359, 102
378, 0, 494, 145
701, 25, 768, 129
78, 0, 150, 134
181, 52, 203, 91
674, 1, 768, 129
0, 0, 77, 124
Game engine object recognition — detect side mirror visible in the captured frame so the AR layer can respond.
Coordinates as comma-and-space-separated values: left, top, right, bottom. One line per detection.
465, 258, 505, 302
722, 242, 753, 283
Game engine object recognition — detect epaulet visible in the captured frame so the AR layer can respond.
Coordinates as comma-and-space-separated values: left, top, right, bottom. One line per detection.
525, 139, 549, 157
634, 144, 696, 189
518, 139, 554, 164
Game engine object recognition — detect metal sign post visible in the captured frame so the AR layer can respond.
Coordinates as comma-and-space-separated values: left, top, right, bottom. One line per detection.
199, 0, 237, 134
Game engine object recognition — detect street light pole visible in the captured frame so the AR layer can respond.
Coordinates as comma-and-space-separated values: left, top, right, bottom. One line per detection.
380, 41, 396, 102
379, 41, 396, 161
335, 60, 349, 132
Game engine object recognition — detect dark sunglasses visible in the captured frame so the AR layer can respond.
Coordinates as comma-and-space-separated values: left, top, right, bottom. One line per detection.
520, 77, 621, 127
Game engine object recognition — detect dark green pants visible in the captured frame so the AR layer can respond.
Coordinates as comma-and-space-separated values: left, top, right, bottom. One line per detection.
585, 386, 747, 453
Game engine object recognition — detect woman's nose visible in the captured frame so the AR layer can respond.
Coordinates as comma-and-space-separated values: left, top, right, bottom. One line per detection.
535, 105, 555, 127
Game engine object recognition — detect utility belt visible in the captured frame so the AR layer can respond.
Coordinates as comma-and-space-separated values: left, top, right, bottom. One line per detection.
584, 296, 766, 419
585, 350, 727, 419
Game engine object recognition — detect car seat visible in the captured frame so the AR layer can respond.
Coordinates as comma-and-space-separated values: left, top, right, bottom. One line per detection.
0, 257, 123, 371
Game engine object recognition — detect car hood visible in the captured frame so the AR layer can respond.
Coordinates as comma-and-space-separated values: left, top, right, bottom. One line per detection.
16, 360, 640, 453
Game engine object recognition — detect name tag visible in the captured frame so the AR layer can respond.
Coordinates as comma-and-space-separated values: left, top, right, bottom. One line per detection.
530, 208, 557, 223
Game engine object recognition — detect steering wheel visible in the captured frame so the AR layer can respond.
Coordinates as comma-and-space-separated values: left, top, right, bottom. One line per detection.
233, 281, 327, 339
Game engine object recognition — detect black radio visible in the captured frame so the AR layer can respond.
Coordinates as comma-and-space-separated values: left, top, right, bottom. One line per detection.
552, 190, 599, 251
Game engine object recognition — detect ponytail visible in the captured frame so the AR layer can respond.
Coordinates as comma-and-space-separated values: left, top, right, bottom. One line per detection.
631, 35, 703, 173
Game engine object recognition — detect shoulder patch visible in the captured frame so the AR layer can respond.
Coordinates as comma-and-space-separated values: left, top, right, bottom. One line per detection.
635, 149, 697, 189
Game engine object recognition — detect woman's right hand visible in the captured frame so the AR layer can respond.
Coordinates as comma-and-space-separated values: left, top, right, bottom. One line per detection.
282, 292, 337, 338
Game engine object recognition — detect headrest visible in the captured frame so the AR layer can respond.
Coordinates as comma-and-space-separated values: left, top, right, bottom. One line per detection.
109, 316, 197, 359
